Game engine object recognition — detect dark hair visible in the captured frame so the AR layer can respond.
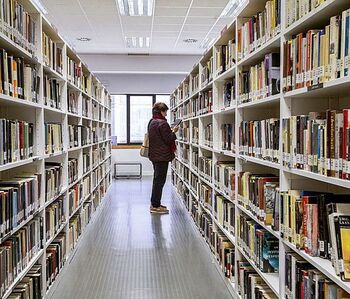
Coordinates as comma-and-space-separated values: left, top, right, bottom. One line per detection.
153, 102, 169, 114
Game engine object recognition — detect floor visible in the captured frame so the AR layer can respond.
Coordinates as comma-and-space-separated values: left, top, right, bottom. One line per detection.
49, 177, 232, 299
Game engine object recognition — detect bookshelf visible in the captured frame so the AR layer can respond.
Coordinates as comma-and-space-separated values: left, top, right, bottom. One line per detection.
171, 0, 350, 298
0, 1, 112, 298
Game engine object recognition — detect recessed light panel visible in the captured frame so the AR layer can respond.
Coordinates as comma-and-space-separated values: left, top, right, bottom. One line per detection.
125, 36, 150, 48
117, 0, 154, 16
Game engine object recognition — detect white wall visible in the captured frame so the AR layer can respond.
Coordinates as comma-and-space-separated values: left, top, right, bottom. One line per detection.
112, 149, 154, 176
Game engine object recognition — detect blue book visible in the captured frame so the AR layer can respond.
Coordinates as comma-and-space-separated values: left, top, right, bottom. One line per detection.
345, 13, 349, 76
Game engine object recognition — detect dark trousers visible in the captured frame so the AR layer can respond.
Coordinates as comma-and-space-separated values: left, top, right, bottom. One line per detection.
150, 161, 169, 207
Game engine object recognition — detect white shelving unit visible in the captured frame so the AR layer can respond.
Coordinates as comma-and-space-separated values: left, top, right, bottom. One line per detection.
0, 1, 112, 298
170, 0, 350, 298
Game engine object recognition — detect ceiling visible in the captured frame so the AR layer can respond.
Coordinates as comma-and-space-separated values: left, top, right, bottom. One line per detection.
40, 0, 233, 55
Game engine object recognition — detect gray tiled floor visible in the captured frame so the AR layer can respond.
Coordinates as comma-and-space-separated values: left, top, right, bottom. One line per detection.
50, 178, 232, 299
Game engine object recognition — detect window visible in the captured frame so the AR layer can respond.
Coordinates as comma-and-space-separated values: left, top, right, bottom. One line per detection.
112, 94, 170, 145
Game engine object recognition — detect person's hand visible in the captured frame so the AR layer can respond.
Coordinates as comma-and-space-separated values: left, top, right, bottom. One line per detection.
172, 126, 179, 133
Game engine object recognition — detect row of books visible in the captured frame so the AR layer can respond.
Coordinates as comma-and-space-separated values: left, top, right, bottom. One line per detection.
0, 217, 43, 298
45, 162, 62, 202
283, 10, 350, 92
192, 125, 199, 144
92, 166, 102, 190
68, 183, 82, 216
45, 196, 65, 241
43, 75, 61, 109
83, 152, 90, 173
215, 41, 236, 76
238, 262, 278, 299
178, 122, 189, 143
223, 79, 235, 108
81, 176, 90, 199
213, 194, 235, 234
68, 214, 82, 253
190, 172, 199, 197
68, 158, 78, 185
0, 118, 34, 165
0, 174, 41, 237
177, 145, 189, 164
46, 233, 66, 290
8, 264, 42, 299
201, 56, 214, 87
197, 90, 213, 116
67, 90, 79, 114
68, 124, 92, 149
285, 0, 327, 29
199, 208, 235, 282
282, 110, 350, 179
67, 57, 81, 88
239, 118, 280, 163
213, 161, 235, 197
237, 172, 280, 230
42, 32, 63, 75
237, 0, 281, 61
221, 123, 234, 151
285, 251, 350, 299
199, 156, 212, 182
82, 74, 91, 96
45, 123, 62, 155
237, 213, 279, 273
82, 96, 91, 118
0, 50, 40, 101
190, 73, 199, 95
1, 0, 37, 54
183, 99, 194, 119
280, 190, 350, 281
238, 53, 280, 103
199, 182, 212, 210
191, 150, 198, 172
203, 123, 213, 148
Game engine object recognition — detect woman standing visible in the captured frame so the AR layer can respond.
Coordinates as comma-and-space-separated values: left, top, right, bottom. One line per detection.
148, 102, 178, 214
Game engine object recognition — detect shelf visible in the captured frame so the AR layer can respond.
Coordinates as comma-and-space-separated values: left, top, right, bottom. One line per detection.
238, 155, 281, 170
68, 176, 82, 189
176, 139, 190, 145
284, 0, 350, 37
0, 94, 42, 109
236, 200, 279, 239
45, 222, 67, 247
43, 65, 66, 81
213, 149, 236, 158
2, 249, 44, 299
45, 187, 68, 208
67, 112, 81, 118
213, 184, 233, 202
237, 94, 281, 109
236, 245, 279, 296
284, 76, 350, 99
199, 144, 214, 152
44, 151, 66, 159
282, 166, 350, 189
67, 81, 82, 93
0, 156, 40, 172
238, 34, 281, 67
43, 105, 66, 114
68, 146, 81, 152
283, 240, 350, 294
212, 216, 236, 245
214, 65, 236, 82
213, 105, 236, 115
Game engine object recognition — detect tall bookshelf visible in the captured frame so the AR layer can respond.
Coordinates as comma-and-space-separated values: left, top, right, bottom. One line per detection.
0, 1, 112, 298
171, 0, 350, 298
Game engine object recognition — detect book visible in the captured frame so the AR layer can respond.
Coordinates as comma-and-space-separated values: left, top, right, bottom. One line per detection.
46, 233, 66, 288
67, 56, 81, 88
238, 53, 280, 104
223, 78, 235, 108
43, 74, 61, 109
42, 32, 63, 74
45, 123, 63, 154
237, 0, 281, 61
214, 161, 235, 198
82, 96, 91, 118
0, 217, 43, 297
221, 123, 235, 151
239, 118, 280, 162
45, 162, 63, 202
68, 90, 79, 114
0, 118, 34, 165
203, 123, 213, 148
45, 196, 65, 241
68, 158, 78, 185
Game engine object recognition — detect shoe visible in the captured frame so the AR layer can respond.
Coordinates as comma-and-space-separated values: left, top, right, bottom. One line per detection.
160, 204, 168, 209
150, 206, 169, 214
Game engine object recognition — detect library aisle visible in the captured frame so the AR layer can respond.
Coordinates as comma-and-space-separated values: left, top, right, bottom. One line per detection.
49, 178, 232, 299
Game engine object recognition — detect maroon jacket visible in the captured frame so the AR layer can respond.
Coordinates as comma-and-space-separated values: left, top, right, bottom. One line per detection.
148, 118, 176, 162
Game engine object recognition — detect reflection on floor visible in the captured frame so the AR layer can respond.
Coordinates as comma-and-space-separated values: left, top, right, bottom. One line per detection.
50, 178, 232, 299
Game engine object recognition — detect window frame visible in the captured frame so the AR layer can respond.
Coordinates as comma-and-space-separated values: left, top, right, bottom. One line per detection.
113, 94, 170, 146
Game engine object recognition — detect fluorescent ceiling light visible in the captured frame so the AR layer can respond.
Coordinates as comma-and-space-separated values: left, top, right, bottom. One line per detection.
32, 0, 48, 14
126, 36, 150, 48
220, 0, 241, 17
199, 37, 215, 49
117, 0, 154, 16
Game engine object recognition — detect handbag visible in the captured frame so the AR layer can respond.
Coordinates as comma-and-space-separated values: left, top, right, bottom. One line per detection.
140, 132, 149, 157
